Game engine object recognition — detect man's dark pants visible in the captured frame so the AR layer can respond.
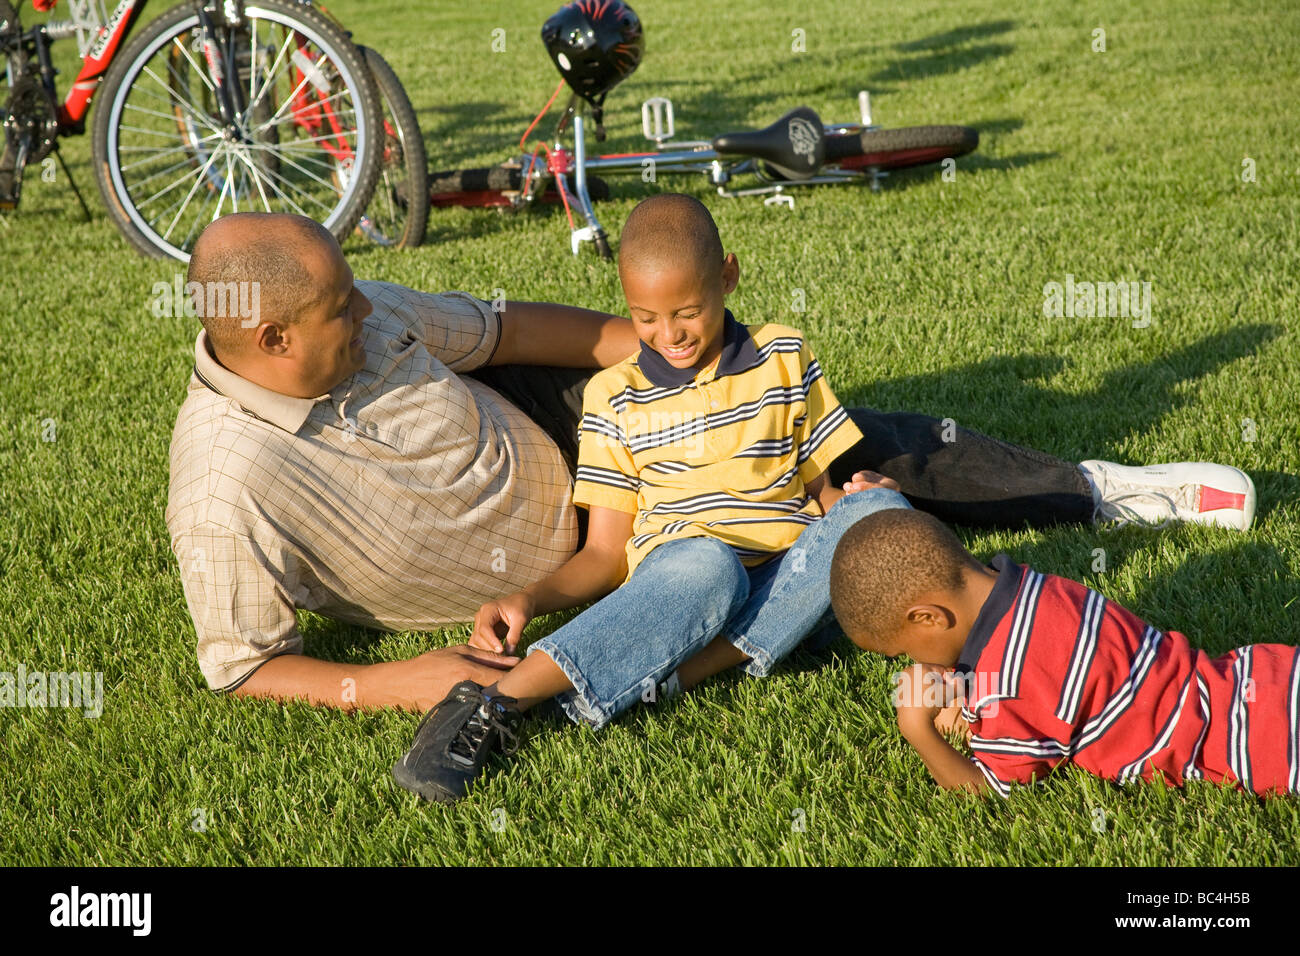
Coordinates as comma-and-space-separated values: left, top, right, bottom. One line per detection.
471, 366, 1095, 530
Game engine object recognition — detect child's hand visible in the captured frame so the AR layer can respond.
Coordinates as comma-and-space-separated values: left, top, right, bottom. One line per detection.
893, 663, 989, 794
470, 592, 535, 655
894, 662, 962, 739
934, 702, 971, 743
841, 470, 901, 495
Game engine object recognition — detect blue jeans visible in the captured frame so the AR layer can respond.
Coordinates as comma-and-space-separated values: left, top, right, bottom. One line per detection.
528, 487, 912, 729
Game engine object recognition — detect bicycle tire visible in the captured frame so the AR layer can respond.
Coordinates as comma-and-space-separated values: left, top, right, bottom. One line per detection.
0, 0, 18, 35
824, 125, 978, 171
430, 166, 523, 195
354, 45, 428, 249
428, 166, 610, 203
91, 0, 383, 260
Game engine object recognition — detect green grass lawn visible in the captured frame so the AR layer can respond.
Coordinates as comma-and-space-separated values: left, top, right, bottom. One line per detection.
2, 0, 1298, 865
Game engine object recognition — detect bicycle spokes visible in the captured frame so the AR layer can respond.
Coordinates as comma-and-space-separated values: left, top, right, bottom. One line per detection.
106, 14, 365, 253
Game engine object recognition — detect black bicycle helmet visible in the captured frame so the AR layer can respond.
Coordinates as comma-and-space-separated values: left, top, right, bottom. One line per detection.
542, 0, 644, 109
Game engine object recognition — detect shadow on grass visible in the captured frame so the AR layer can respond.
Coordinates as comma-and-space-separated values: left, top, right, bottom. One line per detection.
414, 100, 513, 165
896, 21, 1017, 52
868, 150, 1056, 192
1248, 470, 1300, 521
620, 24, 1013, 132
871, 43, 1016, 84
842, 323, 1282, 465
1123, 538, 1300, 655
975, 117, 1025, 138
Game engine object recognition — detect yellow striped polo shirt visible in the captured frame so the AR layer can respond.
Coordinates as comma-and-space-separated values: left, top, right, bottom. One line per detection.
573, 310, 863, 579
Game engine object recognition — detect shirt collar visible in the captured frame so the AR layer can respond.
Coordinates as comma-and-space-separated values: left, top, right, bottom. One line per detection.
636, 309, 761, 387
192, 329, 320, 434
955, 554, 1025, 675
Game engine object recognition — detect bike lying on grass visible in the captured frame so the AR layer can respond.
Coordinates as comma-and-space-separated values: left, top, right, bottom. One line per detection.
405, 0, 979, 260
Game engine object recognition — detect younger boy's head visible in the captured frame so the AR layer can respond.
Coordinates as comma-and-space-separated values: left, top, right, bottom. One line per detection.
618, 194, 740, 372
830, 508, 994, 667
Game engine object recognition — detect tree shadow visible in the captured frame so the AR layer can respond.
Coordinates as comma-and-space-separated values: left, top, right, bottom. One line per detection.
414, 100, 517, 167
868, 150, 1057, 192
842, 324, 1282, 466
975, 117, 1025, 138
895, 20, 1017, 52
871, 44, 1016, 84
1124, 539, 1299, 654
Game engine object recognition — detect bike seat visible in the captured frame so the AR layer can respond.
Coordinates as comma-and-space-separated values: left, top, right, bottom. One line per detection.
712, 107, 825, 180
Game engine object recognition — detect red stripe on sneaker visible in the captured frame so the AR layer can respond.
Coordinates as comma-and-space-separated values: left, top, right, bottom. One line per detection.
1200, 487, 1246, 512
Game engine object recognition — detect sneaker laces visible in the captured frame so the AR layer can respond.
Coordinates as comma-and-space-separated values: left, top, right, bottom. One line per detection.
448, 696, 520, 764
1093, 481, 1198, 530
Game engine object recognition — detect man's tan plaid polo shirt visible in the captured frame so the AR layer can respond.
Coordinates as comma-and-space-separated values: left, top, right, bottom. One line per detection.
166, 280, 578, 691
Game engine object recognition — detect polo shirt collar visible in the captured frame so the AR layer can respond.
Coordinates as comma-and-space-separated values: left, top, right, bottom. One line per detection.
636, 309, 761, 387
955, 554, 1025, 675
192, 330, 319, 434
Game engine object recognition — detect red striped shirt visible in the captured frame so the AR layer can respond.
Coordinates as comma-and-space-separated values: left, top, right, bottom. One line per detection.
958, 556, 1300, 797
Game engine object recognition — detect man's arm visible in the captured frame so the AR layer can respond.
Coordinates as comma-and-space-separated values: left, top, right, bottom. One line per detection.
491, 302, 639, 369
231, 646, 520, 714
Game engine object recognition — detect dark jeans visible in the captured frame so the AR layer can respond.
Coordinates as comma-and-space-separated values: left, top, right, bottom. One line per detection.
469, 365, 1095, 529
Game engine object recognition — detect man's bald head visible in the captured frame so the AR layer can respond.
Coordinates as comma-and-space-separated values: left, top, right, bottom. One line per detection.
187, 213, 336, 358
618, 194, 724, 283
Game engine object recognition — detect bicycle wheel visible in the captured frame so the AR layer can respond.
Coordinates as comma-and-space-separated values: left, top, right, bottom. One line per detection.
92, 0, 382, 260
824, 125, 978, 172
428, 166, 609, 206
354, 45, 427, 248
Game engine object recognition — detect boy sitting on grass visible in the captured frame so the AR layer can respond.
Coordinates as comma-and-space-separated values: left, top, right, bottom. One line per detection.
829, 506, 1300, 797
392, 193, 903, 803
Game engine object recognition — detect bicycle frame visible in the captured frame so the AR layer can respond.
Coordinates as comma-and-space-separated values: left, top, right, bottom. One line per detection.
15, 0, 355, 160
38, 0, 150, 130
534, 91, 878, 257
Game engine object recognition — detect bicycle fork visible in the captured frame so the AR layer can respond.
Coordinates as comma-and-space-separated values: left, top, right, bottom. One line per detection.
556, 111, 611, 260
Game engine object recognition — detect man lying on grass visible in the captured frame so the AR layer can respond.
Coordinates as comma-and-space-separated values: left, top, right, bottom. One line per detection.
166, 211, 1256, 715
828, 506, 1300, 797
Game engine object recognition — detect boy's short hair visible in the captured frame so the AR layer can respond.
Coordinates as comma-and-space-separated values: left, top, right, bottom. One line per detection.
830, 508, 976, 653
617, 193, 724, 280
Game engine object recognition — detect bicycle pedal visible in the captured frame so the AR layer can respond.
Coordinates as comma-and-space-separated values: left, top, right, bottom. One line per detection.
763, 193, 795, 210
641, 96, 675, 144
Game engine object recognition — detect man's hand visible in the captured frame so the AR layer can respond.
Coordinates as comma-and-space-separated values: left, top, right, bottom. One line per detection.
470, 591, 535, 654
383, 645, 520, 711
841, 470, 901, 495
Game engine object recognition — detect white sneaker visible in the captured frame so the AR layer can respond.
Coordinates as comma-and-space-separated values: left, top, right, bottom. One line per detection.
1079, 460, 1257, 531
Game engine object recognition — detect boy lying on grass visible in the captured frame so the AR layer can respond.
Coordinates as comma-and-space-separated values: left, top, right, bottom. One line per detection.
829, 506, 1300, 797
392, 193, 902, 803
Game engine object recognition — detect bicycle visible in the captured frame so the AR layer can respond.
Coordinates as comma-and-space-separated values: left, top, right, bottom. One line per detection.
410, 3, 978, 261
0, 0, 385, 260
353, 42, 426, 250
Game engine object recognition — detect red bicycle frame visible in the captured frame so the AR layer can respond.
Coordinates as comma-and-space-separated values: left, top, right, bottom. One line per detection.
287, 30, 353, 168
41, 0, 354, 174
52, 0, 149, 128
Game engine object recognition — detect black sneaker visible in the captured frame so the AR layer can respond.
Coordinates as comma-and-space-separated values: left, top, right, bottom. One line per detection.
391, 681, 522, 804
